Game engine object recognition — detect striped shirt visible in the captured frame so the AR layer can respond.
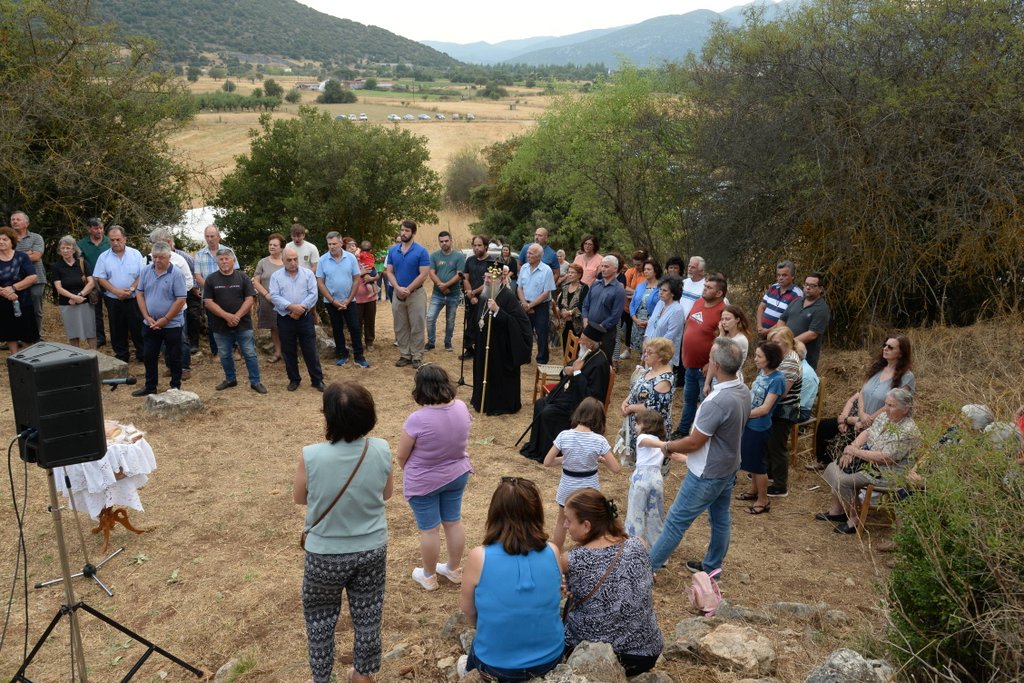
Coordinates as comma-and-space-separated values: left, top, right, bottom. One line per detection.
759, 283, 803, 329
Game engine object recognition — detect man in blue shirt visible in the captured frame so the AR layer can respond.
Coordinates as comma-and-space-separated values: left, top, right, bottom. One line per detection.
93, 226, 145, 363
517, 226, 560, 284
517, 244, 556, 364
317, 231, 368, 368
581, 255, 626, 360
132, 242, 187, 396
271, 247, 324, 392
425, 230, 466, 351
385, 220, 431, 368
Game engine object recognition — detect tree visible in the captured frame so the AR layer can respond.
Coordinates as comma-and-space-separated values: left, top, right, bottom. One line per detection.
187, 65, 202, 82
0, 0, 201, 245
479, 82, 509, 99
213, 106, 442, 265
250, 87, 263, 98
263, 78, 283, 98
284, 89, 302, 104
222, 80, 236, 92
208, 66, 227, 79
363, 77, 378, 91
316, 79, 356, 104
443, 147, 488, 207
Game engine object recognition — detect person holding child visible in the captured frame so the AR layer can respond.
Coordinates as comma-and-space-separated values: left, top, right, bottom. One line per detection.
561, 488, 663, 677
544, 397, 622, 549
624, 408, 670, 547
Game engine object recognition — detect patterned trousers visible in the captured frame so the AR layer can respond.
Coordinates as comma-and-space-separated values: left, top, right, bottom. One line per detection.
302, 545, 387, 682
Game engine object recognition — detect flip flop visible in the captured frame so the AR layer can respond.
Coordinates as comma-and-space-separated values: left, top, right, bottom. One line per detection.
747, 503, 771, 515
735, 491, 757, 501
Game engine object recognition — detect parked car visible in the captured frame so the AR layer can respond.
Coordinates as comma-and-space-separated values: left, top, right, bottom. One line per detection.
466, 113, 476, 121
417, 114, 431, 120
387, 114, 401, 121
435, 114, 446, 120
334, 115, 349, 121
402, 114, 415, 121
358, 113, 368, 121
348, 114, 358, 121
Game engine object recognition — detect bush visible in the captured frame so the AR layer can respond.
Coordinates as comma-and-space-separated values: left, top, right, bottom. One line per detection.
284, 89, 302, 104
885, 431, 1024, 681
443, 147, 488, 207
222, 80, 236, 92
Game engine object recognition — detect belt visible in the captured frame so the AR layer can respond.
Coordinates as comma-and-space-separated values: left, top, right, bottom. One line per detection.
563, 469, 598, 478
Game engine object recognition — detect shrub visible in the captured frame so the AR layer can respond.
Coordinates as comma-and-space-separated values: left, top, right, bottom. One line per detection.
284, 89, 301, 104
222, 80, 236, 92
884, 430, 1024, 681
443, 147, 488, 207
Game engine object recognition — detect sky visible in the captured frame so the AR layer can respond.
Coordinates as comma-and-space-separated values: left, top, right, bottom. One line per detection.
297, 1, 753, 45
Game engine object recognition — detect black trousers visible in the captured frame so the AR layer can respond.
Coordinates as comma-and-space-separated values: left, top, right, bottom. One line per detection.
327, 303, 365, 361
93, 295, 106, 344
278, 313, 323, 385
105, 296, 143, 362
142, 324, 182, 391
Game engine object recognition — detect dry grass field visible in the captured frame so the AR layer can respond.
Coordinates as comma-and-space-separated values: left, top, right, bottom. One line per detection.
3, 76, 1023, 681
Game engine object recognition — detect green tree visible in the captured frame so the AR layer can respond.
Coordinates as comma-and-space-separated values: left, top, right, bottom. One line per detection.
284, 89, 302, 104
0, 0, 200, 243
479, 82, 508, 99
443, 147, 488, 207
363, 77, 378, 91
186, 65, 202, 82
213, 106, 441, 265
316, 79, 356, 104
208, 66, 227, 79
222, 80, 236, 92
250, 87, 263, 98
263, 78, 284, 98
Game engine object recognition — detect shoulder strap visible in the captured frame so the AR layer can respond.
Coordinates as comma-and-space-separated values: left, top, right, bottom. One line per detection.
79, 258, 87, 277
570, 540, 627, 611
304, 439, 370, 535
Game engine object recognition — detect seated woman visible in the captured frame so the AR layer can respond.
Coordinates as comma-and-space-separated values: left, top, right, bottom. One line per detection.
560, 488, 663, 677
619, 336, 675, 463
460, 477, 564, 682
294, 381, 394, 683
819, 387, 920, 534
810, 334, 915, 470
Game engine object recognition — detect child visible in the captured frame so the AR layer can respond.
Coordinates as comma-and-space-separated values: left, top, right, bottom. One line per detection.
357, 240, 379, 299
625, 409, 670, 548
544, 397, 621, 549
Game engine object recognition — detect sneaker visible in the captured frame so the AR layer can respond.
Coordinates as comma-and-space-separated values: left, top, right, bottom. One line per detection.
411, 567, 438, 591
685, 560, 704, 574
424, 343, 435, 351
435, 563, 462, 584
445, 345, 454, 352
354, 359, 370, 368
395, 357, 412, 367
335, 357, 348, 366
767, 486, 789, 498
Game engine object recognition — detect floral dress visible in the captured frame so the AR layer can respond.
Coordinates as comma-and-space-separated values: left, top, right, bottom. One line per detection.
625, 369, 676, 453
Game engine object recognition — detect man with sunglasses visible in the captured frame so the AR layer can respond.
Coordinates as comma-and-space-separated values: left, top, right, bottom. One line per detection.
778, 272, 830, 370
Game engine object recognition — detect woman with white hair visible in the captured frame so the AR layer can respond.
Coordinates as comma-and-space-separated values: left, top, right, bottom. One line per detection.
818, 387, 920, 534
50, 235, 98, 348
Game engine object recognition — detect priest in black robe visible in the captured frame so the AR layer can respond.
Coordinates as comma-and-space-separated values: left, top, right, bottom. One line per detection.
519, 323, 611, 462
471, 268, 533, 415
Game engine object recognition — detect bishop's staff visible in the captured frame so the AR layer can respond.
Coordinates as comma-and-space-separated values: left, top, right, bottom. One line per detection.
476, 265, 506, 413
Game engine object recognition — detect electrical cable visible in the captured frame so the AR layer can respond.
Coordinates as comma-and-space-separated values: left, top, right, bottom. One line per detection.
1, 433, 31, 662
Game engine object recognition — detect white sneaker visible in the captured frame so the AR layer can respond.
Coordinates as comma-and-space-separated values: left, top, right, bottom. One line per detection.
619, 349, 631, 360
436, 562, 463, 584
412, 567, 438, 591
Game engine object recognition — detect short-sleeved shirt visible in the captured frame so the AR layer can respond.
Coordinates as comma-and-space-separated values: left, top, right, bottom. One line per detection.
15, 231, 46, 285
759, 283, 803, 329
687, 378, 749, 479
94, 247, 144, 298
387, 241, 430, 287
463, 255, 493, 295
681, 298, 724, 369
77, 236, 110, 271
50, 258, 91, 306
517, 261, 556, 303
138, 264, 186, 327
748, 370, 786, 432
401, 400, 474, 500
861, 369, 915, 415
286, 240, 320, 270
800, 360, 820, 412
195, 243, 240, 284
203, 269, 255, 334
518, 243, 559, 275
430, 248, 467, 294
780, 297, 830, 369
316, 251, 360, 301
680, 277, 704, 319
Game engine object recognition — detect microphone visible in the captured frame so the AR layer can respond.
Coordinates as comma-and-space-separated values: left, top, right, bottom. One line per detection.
102, 376, 138, 388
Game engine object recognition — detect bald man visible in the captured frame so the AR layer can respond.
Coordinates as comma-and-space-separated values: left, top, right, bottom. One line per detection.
581, 254, 626, 360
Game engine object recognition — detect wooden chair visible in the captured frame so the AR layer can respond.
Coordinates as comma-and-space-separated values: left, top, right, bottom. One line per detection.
532, 330, 581, 404
602, 368, 616, 414
789, 377, 826, 465
855, 483, 896, 535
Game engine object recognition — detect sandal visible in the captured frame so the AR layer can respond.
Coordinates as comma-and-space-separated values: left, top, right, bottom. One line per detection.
735, 491, 757, 501
747, 503, 771, 515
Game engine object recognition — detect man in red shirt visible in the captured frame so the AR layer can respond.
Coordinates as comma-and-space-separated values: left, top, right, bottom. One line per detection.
673, 274, 727, 438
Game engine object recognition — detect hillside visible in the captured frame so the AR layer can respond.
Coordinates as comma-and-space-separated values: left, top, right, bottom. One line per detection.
90, 0, 460, 67
423, 27, 623, 65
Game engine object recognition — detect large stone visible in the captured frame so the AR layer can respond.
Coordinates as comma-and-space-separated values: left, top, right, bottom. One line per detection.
767, 602, 826, 621
564, 641, 628, 683
542, 663, 591, 682
441, 612, 468, 643
212, 659, 239, 683
86, 350, 129, 380
697, 624, 776, 675
315, 327, 336, 359
714, 600, 772, 624
803, 649, 894, 683
664, 617, 714, 660
143, 389, 203, 418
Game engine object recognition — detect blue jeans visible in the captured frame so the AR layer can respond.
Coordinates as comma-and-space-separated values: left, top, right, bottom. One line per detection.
213, 328, 261, 384
466, 643, 562, 682
675, 367, 705, 436
426, 290, 461, 347
648, 469, 734, 572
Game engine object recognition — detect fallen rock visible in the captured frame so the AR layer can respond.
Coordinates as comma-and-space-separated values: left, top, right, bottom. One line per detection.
714, 600, 771, 624
212, 659, 238, 683
86, 351, 130, 380
564, 641, 628, 683
817, 609, 852, 628
664, 617, 714, 660
437, 655, 455, 669
143, 389, 203, 418
441, 612, 468, 642
803, 648, 894, 683
383, 643, 408, 661
698, 624, 776, 675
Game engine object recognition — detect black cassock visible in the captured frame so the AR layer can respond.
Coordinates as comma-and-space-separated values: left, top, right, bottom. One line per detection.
470, 286, 533, 415
518, 349, 610, 462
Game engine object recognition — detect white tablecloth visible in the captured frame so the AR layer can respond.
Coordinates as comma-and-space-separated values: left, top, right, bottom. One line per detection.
54, 435, 157, 520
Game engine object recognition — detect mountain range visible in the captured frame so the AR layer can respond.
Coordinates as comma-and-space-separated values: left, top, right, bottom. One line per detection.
423, 1, 796, 66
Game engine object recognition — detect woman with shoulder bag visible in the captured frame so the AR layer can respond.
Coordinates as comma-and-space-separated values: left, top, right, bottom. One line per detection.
294, 381, 394, 683
50, 235, 98, 348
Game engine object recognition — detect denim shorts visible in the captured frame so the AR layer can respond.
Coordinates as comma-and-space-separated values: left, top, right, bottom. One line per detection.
408, 471, 470, 530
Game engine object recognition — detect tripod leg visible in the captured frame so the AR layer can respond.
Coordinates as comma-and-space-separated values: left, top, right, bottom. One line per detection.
77, 603, 205, 678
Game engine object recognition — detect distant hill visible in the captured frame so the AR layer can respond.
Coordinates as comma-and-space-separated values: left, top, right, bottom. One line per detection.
423, 0, 797, 67
90, 0, 460, 67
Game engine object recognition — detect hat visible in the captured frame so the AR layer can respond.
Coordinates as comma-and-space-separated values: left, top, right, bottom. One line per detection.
582, 323, 606, 343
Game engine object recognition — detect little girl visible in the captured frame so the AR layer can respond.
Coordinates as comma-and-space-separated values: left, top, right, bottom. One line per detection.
545, 397, 621, 549
625, 409, 670, 547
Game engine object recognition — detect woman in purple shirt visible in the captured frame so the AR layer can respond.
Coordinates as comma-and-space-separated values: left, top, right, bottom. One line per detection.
398, 364, 474, 591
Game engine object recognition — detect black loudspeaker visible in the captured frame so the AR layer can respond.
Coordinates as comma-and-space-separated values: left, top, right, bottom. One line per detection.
7, 342, 107, 468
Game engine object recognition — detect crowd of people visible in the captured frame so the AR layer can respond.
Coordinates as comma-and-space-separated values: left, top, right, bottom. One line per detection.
6, 212, 1024, 682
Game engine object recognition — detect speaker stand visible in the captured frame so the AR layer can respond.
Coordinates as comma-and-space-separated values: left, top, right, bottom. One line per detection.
13, 469, 203, 682
34, 546, 123, 598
